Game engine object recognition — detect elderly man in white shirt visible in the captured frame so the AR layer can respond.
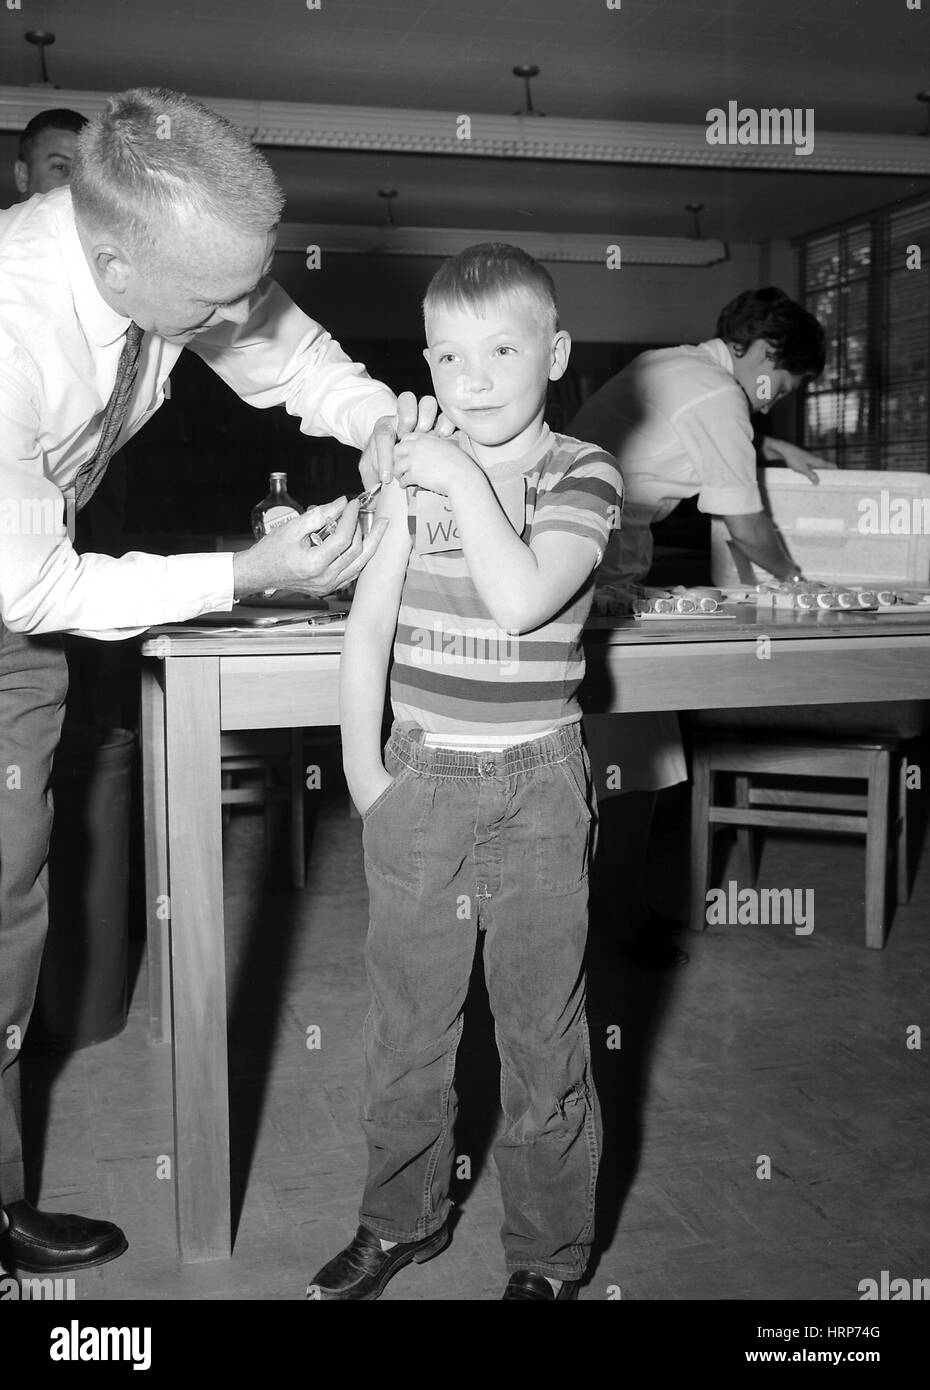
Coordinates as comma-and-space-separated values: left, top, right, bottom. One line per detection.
573, 287, 829, 968
0, 87, 444, 1276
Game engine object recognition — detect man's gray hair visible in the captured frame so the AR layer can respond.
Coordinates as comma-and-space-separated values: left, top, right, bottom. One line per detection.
70, 87, 284, 264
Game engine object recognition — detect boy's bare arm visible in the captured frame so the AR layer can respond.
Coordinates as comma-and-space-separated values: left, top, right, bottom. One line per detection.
445, 466, 598, 633
393, 433, 601, 632
392, 436, 594, 633
339, 480, 413, 815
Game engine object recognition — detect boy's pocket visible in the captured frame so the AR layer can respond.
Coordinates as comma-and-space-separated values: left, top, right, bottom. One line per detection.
362, 766, 428, 895
361, 766, 412, 823
557, 751, 595, 819
530, 757, 592, 893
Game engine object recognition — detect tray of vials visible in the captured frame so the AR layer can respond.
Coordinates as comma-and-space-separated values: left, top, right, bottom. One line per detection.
633, 587, 736, 619
723, 582, 930, 612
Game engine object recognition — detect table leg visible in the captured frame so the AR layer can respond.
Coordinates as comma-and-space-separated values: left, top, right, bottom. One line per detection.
140, 662, 171, 1046
164, 655, 231, 1261
690, 748, 712, 933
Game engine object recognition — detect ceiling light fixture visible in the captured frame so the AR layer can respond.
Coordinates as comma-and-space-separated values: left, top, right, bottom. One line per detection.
513, 65, 545, 118
1, 88, 928, 174
25, 30, 58, 88
686, 202, 705, 237
917, 91, 930, 136
377, 188, 398, 227
276, 223, 730, 268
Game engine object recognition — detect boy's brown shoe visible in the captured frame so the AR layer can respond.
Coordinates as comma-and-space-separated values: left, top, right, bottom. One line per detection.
306, 1223, 449, 1300
502, 1271, 580, 1299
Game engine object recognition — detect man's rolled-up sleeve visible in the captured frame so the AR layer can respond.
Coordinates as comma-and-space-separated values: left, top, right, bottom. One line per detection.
189, 278, 397, 449
671, 384, 763, 516
0, 361, 234, 639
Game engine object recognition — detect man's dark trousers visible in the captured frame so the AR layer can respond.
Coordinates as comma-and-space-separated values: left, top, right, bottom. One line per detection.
0, 618, 68, 1206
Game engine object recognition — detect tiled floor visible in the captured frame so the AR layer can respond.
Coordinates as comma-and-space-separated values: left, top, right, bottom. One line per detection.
16, 751, 930, 1301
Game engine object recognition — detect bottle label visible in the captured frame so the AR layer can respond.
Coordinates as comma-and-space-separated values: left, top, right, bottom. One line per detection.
261, 506, 300, 533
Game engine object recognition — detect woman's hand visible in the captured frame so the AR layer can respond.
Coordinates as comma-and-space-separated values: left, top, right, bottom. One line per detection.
764, 438, 836, 484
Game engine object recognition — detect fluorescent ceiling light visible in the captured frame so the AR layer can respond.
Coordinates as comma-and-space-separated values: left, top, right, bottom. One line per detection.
277, 223, 730, 267
1, 87, 928, 175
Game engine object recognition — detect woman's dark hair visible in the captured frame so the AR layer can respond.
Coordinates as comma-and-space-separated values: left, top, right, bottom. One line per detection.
716, 287, 826, 379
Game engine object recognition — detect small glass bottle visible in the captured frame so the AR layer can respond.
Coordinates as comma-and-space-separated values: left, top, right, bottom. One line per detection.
251, 472, 303, 539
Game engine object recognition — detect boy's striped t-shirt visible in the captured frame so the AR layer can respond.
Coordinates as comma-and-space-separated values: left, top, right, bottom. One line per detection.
391, 427, 622, 738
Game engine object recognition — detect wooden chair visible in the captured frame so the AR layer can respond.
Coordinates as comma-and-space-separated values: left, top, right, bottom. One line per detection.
689, 733, 910, 949
220, 729, 309, 889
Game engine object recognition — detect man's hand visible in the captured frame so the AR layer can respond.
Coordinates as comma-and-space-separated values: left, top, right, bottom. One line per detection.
232, 496, 388, 599
358, 391, 455, 489
392, 432, 474, 495
763, 438, 836, 484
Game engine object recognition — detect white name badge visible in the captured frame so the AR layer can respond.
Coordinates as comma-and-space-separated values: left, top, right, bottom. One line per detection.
412, 476, 528, 554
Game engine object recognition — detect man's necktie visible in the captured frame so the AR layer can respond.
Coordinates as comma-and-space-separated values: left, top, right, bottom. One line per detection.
74, 322, 144, 512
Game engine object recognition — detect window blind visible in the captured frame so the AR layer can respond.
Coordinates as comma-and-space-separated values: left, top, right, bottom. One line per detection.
800, 197, 930, 472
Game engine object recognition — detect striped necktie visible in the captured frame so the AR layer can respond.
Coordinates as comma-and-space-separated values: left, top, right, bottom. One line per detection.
74, 322, 144, 512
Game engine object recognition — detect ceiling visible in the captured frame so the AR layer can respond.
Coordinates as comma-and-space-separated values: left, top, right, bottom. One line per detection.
0, 0, 926, 241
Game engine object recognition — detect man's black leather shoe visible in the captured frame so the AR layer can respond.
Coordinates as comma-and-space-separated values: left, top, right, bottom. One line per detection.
502, 1270, 580, 1300
307, 1223, 449, 1300
0, 1201, 127, 1274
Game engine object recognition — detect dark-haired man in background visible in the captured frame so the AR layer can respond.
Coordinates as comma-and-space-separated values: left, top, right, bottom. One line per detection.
14, 108, 88, 198
574, 288, 831, 967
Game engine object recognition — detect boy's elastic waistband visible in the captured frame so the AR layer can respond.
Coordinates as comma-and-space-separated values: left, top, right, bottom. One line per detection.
387, 720, 583, 778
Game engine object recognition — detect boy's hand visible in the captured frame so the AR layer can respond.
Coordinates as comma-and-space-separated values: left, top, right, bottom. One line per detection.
392, 432, 474, 495
352, 767, 395, 817
359, 392, 455, 489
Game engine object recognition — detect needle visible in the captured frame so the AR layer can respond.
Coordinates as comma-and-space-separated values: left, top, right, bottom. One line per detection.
309, 484, 382, 546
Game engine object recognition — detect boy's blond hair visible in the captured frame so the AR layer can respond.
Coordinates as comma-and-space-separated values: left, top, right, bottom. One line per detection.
423, 242, 559, 338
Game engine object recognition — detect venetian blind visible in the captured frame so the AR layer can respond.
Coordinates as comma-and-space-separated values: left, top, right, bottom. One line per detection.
799, 196, 930, 473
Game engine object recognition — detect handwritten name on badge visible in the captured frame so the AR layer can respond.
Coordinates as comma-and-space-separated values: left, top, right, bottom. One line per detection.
412, 476, 528, 554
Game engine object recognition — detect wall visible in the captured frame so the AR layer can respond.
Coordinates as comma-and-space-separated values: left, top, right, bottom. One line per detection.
271, 241, 783, 346
120, 239, 802, 537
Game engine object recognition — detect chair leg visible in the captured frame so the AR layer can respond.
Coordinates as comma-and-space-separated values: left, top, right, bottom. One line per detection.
734, 774, 757, 885
290, 728, 306, 891
690, 748, 713, 933
895, 752, 909, 905
263, 766, 276, 853
864, 748, 891, 949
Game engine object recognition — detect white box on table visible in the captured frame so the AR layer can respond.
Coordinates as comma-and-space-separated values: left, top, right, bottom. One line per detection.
710, 467, 930, 590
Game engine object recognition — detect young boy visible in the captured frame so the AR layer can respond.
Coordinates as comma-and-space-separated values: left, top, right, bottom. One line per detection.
309, 244, 622, 1301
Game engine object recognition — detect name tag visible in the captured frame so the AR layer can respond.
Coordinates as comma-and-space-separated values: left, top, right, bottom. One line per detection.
412, 475, 528, 554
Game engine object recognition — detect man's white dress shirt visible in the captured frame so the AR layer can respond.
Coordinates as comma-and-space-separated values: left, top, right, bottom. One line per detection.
0, 188, 396, 638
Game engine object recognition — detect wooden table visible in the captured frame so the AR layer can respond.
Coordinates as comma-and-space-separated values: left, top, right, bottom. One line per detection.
139, 604, 930, 1261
